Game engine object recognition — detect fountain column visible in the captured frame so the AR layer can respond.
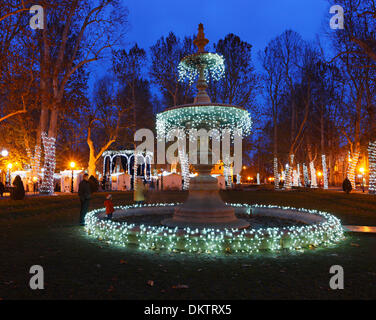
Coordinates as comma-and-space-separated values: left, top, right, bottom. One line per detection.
162, 24, 249, 229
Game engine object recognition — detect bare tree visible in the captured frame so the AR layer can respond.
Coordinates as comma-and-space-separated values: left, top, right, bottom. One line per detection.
34, 0, 127, 193
259, 37, 285, 189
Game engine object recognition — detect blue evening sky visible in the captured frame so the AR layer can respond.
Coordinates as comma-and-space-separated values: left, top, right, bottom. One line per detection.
89, 0, 333, 97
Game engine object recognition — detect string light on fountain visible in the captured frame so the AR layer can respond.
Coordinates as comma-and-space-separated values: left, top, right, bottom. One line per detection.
84, 203, 345, 254
178, 52, 225, 84
156, 105, 252, 138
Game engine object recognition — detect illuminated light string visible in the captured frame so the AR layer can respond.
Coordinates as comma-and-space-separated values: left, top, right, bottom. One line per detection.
39, 132, 56, 194
369, 141, 376, 194
156, 106, 252, 138
309, 161, 317, 188
347, 151, 360, 189
322, 154, 328, 190
178, 144, 190, 190
33, 145, 42, 177
84, 203, 345, 254
293, 169, 298, 187
285, 154, 294, 189
303, 163, 309, 187
297, 164, 301, 187
178, 53, 225, 84
273, 157, 279, 189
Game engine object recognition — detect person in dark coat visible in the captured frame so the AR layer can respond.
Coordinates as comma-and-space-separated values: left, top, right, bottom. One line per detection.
78, 173, 91, 226
0, 181, 5, 197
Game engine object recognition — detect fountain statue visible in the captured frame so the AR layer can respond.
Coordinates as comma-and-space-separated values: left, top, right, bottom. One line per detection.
158, 24, 252, 229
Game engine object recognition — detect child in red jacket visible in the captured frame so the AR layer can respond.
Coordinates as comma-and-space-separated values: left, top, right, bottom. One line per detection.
104, 194, 114, 220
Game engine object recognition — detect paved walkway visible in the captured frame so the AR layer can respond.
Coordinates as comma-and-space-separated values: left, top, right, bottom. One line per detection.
344, 225, 376, 233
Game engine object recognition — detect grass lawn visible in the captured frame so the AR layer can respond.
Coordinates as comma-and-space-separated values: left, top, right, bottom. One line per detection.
0, 189, 376, 299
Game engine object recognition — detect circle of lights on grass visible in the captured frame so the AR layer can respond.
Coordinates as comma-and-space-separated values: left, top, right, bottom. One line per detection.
84, 203, 344, 254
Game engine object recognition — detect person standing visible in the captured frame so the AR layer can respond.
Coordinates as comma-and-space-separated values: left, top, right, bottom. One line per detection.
78, 173, 91, 226
104, 194, 114, 220
0, 181, 5, 197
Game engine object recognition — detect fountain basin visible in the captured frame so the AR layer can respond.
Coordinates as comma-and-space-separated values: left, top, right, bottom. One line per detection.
84, 203, 344, 254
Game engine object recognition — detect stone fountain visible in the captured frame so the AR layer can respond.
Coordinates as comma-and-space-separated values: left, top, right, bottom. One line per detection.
160, 24, 251, 229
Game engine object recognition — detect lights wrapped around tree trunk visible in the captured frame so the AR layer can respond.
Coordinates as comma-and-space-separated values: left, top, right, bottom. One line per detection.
293, 169, 298, 187
178, 146, 190, 190
285, 154, 294, 189
39, 132, 56, 194
273, 157, 280, 189
297, 164, 301, 187
303, 163, 309, 187
369, 141, 376, 194
347, 151, 360, 190
33, 145, 42, 178
322, 154, 328, 190
309, 161, 317, 188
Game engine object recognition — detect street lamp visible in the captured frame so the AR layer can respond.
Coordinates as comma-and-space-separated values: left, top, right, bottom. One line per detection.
316, 171, 323, 187
1, 149, 8, 157
70, 161, 76, 193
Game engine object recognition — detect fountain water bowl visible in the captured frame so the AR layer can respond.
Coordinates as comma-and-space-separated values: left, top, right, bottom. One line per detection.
84, 203, 345, 254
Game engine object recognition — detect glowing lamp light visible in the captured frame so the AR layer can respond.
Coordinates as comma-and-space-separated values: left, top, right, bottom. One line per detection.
359, 167, 365, 174
317, 171, 323, 177
7, 163, 12, 169
242, 166, 247, 170
1, 149, 8, 157
247, 176, 251, 181
70, 161, 76, 169
32, 176, 38, 182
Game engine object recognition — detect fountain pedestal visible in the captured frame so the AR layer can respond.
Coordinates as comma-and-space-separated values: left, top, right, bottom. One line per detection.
162, 163, 250, 229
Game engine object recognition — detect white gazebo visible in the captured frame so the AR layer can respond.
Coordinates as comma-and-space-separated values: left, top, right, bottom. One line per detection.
102, 150, 153, 190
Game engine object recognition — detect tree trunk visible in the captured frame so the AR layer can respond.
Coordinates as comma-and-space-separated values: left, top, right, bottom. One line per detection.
368, 141, 376, 194
320, 106, 328, 189
347, 92, 362, 189
273, 101, 279, 189
40, 107, 58, 194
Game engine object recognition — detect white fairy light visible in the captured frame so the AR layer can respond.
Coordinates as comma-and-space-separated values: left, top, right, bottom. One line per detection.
322, 154, 328, 189
303, 163, 309, 187
310, 161, 317, 188
297, 163, 301, 187
368, 141, 376, 194
273, 157, 279, 189
178, 53, 225, 84
347, 151, 359, 190
156, 105, 252, 138
39, 132, 56, 194
84, 202, 345, 254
